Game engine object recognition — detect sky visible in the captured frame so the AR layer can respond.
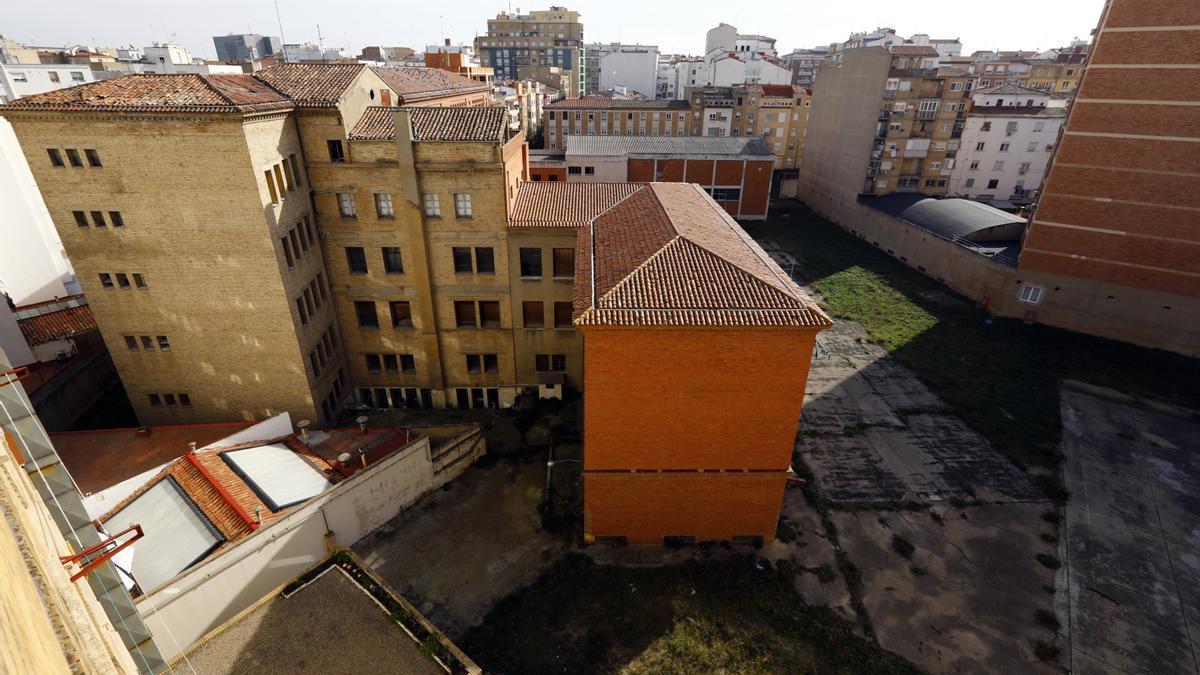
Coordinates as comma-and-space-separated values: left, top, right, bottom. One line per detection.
5, 0, 1104, 61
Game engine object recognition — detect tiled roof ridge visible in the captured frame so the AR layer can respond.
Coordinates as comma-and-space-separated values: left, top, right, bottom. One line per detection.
655, 183, 809, 303
584, 184, 659, 308
595, 233, 682, 308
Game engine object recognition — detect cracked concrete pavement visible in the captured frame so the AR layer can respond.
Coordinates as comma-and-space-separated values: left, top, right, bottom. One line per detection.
1058, 383, 1200, 675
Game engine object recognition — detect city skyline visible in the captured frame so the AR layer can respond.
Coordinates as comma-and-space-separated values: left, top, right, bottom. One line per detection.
5, 0, 1102, 61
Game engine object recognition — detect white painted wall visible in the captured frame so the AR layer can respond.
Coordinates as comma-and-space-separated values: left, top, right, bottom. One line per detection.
0, 300, 34, 368
564, 154, 626, 182
947, 114, 1061, 200
0, 119, 78, 304
598, 46, 659, 100
135, 428, 484, 663
0, 64, 95, 103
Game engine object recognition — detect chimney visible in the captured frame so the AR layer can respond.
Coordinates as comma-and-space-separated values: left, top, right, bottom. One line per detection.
356, 415, 369, 436
445, 38, 451, 47
297, 419, 311, 442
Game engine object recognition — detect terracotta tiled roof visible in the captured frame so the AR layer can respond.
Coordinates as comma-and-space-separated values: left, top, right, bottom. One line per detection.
370, 66, 490, 102
1, 74, 293, 113
17, 302, 97, 345
509, 182, 642, 229
349, 106, 509, 142
574, 183, 831, 329
410, 106, 508, 141
546, 96, 690, 110
890, 45, 940, 57
253, 63, 367, 107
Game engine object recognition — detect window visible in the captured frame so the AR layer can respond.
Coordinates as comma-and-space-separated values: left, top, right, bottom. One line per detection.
993, 160, 1005, 171
148, 394, 162, 407
355, 301, 379, 329
479, 301, 500, 328
390, 301, 412, 328
454, 193, 472, 217
81, 148, 101, 167
124, 336, 138, 351
981, 121, 992, 132
519, 248, 542, 277
163, 393, 178, 408
179, 394, 191, 407
10, 71, 26, 83
156, 336, 171, 351
337, 193, 356, 218
346, 247, 367, 274
475, 247, 495, 274
375, 192, 394, 218
265, 169, 279, 203
327, 140, 345, 162
283, 156, 297, 190
48, 149, 63, 166
90, 211, 106, 227
969, 161, 980, 170
552, 248, 574, 278
140, 336, 155, 351
709, 188, 741, 201
48, 71, 60, 83
98, 272, 114, 289
366, 354, 382, 372
423, 193, 441, 217
109, 212, 124, 228
73, 211, 88, 227
535, 354, 566, 372
999, 143, 1010, 152
987, 179, 1000, 189
399, 354, 415, 372
116, 273, 131, 289
296, 297, 308, 324
454, 301, 477, 328
567, 166, 582, 175
452, 247, 473, 273
964, 178, 975, 188
379, 247, 403, 274
1019, 284, 1043, 305
554, 302, 572, 329
466, 354, 481, 374
522, 301, 544, 328
282, 237, 295, 267
382, 354, 399, 372
70, 71, 84, 82
1033, 121, 1045, 132
584, 166, 595, 175
975, 142, 985, 151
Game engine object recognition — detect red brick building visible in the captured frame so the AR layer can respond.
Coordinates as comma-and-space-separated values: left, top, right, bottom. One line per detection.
1015, 0, 1199, 351
564, 136, 775, 219
574, 183, 831, 544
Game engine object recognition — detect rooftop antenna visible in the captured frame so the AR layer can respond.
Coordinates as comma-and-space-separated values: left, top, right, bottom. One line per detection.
273, 0, 286, 46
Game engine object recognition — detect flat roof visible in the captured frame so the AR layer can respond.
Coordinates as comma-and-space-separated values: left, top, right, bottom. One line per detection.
565, 135, 774, 158
182, 567, 445, 675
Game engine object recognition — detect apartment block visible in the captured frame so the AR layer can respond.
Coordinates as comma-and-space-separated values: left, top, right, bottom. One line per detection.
780, 47, 829, 88
475, 6, 585, 95
542, 98, 690, 150
574, 183, 831, 544
582, 43, 659, 97
946, 84, 1067, 204
800, 45, 973, 200
686, 84, 810, 171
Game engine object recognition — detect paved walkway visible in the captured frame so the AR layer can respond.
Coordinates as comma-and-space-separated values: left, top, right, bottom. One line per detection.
1059, 383, 1200, 675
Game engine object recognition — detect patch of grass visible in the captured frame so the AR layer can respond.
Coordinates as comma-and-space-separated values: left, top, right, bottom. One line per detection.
891, 534, 916, 559
462, 553, 919, 675
1034, 640, 1060, 661
745, 203, 1200, 478
1040, 532, 1059, 544
814, 564, 837, 583
1035, 553, 1062, 570
1034, 609, 1061, 632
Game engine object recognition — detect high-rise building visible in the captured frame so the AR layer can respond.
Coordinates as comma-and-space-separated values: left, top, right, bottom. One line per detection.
800, 45, 974, 199
475, 6, 585, 96
780, 47, 828, 89
212, 34, 281, 62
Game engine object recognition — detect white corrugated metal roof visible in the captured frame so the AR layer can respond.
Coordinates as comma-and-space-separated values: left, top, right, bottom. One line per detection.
104, 478, 222, 593
221, 444, 330, 511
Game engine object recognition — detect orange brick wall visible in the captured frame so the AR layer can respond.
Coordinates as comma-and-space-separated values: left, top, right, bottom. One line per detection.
1020, 0, 1200, 298
581, 326, 820, 543
585, 472, 788, 543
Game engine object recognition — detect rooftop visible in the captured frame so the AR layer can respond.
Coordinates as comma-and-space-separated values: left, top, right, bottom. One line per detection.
349, 105, 510, 142
573, 183, 832, 329
509, 182, 642, 229
1, 74, 293, 113
889, 45, 940, 57
371, 66, 490, 101
15, 295, 97, 346
565, 135, 773, 157
861, 194, 1026, 265
975, 82, 1068, 98
545, 96, 690, 110
181, 565, 445, 675
252, 63, 365, 107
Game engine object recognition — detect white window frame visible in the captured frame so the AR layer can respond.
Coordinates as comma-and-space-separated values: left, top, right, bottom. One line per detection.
1019, 284, 1043, 305
454, 193, 473, 217
423, 193, 440, 217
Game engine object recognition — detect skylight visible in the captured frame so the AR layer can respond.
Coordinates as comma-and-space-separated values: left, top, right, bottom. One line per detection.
220, 444, 330, 511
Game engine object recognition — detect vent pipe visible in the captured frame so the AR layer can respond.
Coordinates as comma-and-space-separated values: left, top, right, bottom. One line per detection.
356, 415, 369, 436
297, 419, 311, 442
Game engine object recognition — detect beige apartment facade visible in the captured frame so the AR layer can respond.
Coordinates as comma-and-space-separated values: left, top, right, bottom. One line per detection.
542, 98, 691, 150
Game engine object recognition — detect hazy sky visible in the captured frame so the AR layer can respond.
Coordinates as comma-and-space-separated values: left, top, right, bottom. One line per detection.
5, 0, 1103, 60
